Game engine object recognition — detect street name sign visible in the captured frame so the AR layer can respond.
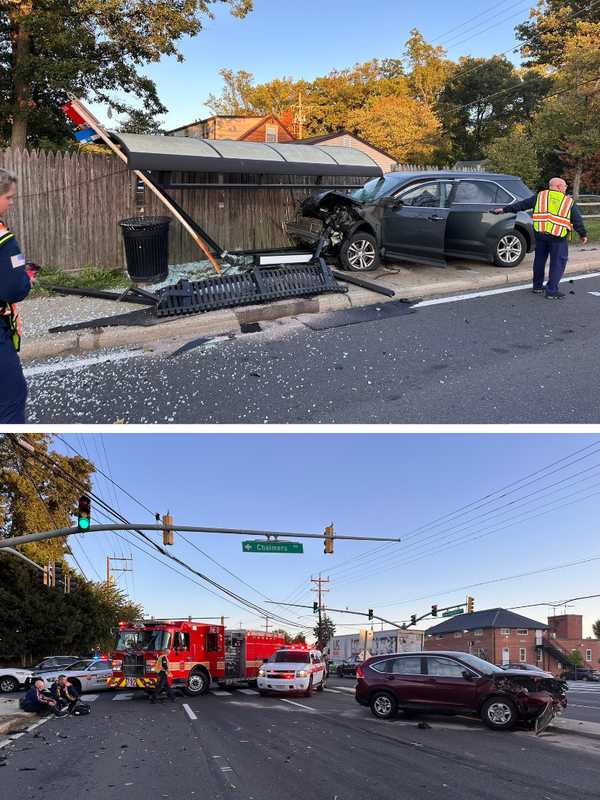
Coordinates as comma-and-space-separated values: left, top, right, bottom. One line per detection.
242, 540, 303, 554
442, 608, 464, 617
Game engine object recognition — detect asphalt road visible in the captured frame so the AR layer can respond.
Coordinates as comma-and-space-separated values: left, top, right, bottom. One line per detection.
24, 272, 600, 424
563, 681, 600, 723
2, 682, 600, 800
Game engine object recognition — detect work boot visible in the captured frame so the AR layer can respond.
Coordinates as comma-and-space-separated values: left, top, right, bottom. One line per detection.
532, 287, 544, 294
545, 290, 565, 299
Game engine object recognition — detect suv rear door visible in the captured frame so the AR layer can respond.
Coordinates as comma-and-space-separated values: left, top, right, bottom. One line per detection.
369, 655, 430, 706
382, 180, 450, 267
446, 179, 515, 258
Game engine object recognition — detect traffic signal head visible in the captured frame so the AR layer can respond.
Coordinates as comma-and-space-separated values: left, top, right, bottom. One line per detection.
77, 495, 91, 531
368, 609, 373, 621
431, 604, 438, 617
410, 614, 417, 626
324, 524, 334, 555
467, 596, 474, 613
313, 601, 319, 613
54, 561, 64, 590
162, 513, 174, 546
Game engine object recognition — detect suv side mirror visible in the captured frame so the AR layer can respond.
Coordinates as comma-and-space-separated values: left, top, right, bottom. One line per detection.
462, 670, 474, 681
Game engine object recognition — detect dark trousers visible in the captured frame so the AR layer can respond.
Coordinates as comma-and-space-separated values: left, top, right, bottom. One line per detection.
532, 233, 569, 294
0, 335, 27, 423
150, 671, 175, 702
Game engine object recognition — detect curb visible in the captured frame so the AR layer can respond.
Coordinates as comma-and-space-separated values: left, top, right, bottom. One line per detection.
548, 718, 600, 741
0, 712, 36, 738
19, 256, 600, 363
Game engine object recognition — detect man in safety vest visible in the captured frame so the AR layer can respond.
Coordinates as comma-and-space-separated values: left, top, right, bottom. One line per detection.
0, 168, 34, 423
493, 177, 588, 299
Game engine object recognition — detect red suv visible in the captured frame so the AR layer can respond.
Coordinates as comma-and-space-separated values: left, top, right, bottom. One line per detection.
355, 651, 567, 731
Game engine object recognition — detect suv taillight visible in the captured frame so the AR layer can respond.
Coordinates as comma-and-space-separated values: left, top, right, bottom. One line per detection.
356, 664, 364, 678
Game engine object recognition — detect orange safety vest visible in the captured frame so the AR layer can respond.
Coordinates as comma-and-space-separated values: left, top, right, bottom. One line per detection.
531, 190, 574, 238
0, 226, 22, 352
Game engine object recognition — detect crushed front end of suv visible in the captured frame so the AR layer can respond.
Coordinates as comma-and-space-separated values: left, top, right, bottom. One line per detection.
287, 172, 535, 272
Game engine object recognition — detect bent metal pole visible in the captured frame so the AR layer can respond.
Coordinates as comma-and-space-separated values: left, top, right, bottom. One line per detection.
0, 524, 401, 549
69, 98, 222, 274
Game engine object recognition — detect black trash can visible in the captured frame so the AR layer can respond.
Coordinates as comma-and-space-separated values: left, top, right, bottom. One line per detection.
119, 216, 171, 283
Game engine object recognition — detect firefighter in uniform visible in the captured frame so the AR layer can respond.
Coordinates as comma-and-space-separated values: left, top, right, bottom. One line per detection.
0, 169, 34, 423
150, 655, 176, 703
493, 177, 588, 299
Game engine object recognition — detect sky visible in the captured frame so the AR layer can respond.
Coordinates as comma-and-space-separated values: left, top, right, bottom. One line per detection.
49, 433, 600, 640
89, 0, 532, 130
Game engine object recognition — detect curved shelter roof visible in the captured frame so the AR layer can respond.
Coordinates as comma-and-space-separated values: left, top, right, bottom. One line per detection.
110, 133, 383, 178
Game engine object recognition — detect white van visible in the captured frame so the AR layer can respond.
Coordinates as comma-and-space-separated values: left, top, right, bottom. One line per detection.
257, 647, 326, 696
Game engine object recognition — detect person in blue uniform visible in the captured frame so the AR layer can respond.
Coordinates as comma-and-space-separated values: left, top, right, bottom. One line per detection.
0, 168, 35, 423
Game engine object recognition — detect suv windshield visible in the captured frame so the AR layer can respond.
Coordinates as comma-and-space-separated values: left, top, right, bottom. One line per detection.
114, 629, 171, 651
350, 174, 403, 203
457, 653, 503, 674
272, 651, 310, 663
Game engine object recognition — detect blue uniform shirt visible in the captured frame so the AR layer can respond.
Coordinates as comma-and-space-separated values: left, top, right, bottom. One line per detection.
0, 225, 31, 344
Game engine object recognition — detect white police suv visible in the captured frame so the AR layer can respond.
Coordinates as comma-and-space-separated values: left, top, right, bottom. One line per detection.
257, 646, 326, 696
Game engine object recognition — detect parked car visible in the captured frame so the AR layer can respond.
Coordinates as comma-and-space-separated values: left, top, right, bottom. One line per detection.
0, 666, 33, 693
560, 666, 600, 682
33, 659, 113, 694
501, 663, 553, 677
287, 172, 535, 272
355, 651, 567, 731
24, 656, 81, 687
257, 648, 326, 697
335, 657, 362, 678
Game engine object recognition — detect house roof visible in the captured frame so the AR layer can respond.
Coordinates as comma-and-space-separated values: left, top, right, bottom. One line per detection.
299, 130, 397, 162
166, 115, 265, 134
237, 114, 296, 142
110, 132, 383, 177
426, 608, 548, 635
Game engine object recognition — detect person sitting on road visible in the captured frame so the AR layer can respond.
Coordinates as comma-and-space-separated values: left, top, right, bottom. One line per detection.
50, 675, 80, 714
21, 678, 60, 715
150, 655, 176, 704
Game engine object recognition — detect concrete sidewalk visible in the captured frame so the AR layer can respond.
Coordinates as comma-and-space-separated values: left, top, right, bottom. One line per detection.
550, 716, 600, 740
19, 245, 600, 363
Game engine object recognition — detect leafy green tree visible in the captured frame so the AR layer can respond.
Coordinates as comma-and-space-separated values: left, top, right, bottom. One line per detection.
271, 628, 291, 644
593, 619, 600, 639
569, 649, 584, 666
404, 28, 451, 105
313, 615, 336, 652
517, 1, 600, 66
291, 632, 306, 644
1, 0, 252, 149
117, 108, 165, 135
484, 125, 541, 186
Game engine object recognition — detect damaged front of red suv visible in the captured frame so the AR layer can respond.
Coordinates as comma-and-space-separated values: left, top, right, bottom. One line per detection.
492, 672, 568, 732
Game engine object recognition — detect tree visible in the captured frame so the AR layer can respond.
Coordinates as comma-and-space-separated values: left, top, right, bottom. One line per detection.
531, 23, 600, 196
313, 615, 336, 652
484, 125, 541, 187
404, 28, 451, 106
569, 649, 584, 666
271, 628, 291, 644
290, 632, 306, 645
117, 108, 165, 135
517, 0, 600, 66
348, 93, 442, 164
593, 619, 600, 639
1, 0, 252, 149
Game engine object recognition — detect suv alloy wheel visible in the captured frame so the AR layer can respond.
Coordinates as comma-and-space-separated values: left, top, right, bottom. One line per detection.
369, 691, 398, 720
0, 676, 18, 693
494, 230, 526, 267
340, 232, 380, 272
481, 697, 517, 730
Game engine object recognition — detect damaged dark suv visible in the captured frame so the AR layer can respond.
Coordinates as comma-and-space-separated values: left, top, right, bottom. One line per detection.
355, 651, 567, 732
287, 171, 535, 272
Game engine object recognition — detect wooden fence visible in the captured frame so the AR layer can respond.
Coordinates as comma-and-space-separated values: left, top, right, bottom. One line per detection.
0, 147, 453, 271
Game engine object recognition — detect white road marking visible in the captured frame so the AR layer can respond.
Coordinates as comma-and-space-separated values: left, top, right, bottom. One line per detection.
335, 686, 356, 694
280, 699, 316, 711
588, 291, 600, 296
182, 703, 197, 720
413, 271, 600, 308
24, 349, 144, 378
323, 688, 341, 694
567, 704, 600, 710
113, 692, 135, 701
84, 694, 99, 702
237, 688, 259, 695
0, 715, 51, 749
210, 690, 231, 697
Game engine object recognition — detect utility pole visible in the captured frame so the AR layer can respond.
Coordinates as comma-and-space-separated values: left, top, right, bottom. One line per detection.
311, 575, 330, 650
106, 555, 133, 586
294, 92, 308, 139
264, 615, 270, 633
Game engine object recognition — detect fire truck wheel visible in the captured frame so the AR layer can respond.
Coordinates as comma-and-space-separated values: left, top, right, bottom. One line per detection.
303, 677, 314, 697
184, 668, 210, 696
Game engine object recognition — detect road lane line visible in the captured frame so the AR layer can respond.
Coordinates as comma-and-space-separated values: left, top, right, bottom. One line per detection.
237, 688, 259, 695
280, 699, 316, 711
210, 690, 231, 697
84, 694, 99, 702
567, 704, 600, 709
0, 716, 51, 750
335, 686, 356, 694
182, 703, 197, 720
413, 271, 600, 308
113, 692, 135, 701
24, 349, 145, 378
324, 688, 341, 693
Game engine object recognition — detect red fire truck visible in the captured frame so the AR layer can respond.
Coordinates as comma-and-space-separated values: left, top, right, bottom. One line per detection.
107, 620, 286, 695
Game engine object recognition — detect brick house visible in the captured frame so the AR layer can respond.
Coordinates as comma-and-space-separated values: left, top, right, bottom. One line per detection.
424, 608, 600, 675
300, 130, 397, 174
166, 114, 296, 144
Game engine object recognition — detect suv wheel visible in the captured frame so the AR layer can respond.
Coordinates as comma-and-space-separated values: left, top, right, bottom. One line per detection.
370, 691, 398, 720
0, 676, 18, 693
304, 677, 314, 698
340, 232, 380, 272
316, 677, 325, 692
481, 697, 517, 730
494, 230, 526, 267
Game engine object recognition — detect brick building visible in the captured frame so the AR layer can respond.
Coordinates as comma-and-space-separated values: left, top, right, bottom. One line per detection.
166, 114, 296, 144
424, 608, 600, 675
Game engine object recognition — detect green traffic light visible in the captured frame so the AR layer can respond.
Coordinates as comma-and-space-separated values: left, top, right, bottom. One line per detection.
78, 517, 90, 531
